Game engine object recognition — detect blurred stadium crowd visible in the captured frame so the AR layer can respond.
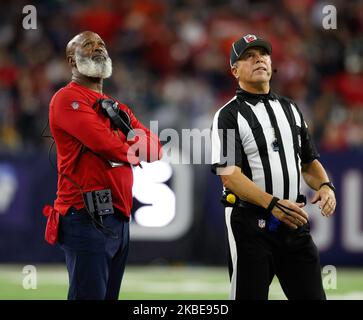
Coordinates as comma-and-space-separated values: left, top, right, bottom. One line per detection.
0, 0, 362, 154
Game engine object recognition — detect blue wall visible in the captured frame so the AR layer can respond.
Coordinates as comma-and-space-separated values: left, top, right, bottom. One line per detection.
0, 151, 362, 266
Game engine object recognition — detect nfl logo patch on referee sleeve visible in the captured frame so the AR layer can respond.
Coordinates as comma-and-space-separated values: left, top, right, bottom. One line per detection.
258, 219, 266, 229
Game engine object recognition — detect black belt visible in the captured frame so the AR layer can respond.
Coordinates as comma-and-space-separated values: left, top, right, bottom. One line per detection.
68, 206, 129, 222
233, 195, 306, 212
236, 200, 267, 213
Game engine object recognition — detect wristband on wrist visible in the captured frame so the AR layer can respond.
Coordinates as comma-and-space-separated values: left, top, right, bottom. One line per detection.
267, 196, 279, 212
267, 197, 298, 217
319, 182, 336, 193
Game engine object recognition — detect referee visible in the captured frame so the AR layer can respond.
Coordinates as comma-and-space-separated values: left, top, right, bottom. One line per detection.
211, 34, 336, 300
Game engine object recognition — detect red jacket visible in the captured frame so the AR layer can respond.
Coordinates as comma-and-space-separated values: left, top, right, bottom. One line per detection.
49, 81, 162, 218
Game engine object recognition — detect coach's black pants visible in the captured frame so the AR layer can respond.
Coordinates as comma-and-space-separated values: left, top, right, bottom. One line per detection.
225, 205, 326, 300
58, 207, 129, 300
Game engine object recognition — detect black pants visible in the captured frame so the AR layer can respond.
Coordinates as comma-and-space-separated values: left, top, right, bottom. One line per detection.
58, 207, 129, 300
225, 205, 326, 300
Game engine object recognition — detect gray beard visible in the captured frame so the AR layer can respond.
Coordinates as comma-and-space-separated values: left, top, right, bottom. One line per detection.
75, 54, 112, 79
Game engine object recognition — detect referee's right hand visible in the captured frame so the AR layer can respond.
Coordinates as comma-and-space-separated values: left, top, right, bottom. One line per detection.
271, 199, 309, 229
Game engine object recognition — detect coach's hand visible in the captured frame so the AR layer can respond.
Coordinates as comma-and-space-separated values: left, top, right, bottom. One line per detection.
271, 199, 309, 229
311, 186, 336, 217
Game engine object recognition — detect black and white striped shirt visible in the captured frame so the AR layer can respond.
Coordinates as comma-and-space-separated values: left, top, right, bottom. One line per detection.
211, 88, 319, 202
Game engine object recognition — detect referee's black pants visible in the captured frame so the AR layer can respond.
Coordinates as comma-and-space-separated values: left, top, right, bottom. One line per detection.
58, 207, 129, 300
225, 205, 326, 300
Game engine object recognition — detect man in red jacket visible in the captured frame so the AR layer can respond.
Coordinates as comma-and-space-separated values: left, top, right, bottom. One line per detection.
46, 31, 162, 300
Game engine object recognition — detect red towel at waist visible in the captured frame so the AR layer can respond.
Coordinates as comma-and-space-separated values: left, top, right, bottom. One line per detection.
42, 205, 60, 245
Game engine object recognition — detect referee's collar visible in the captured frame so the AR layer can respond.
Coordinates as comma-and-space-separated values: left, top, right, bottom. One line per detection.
236, 87, 277, 105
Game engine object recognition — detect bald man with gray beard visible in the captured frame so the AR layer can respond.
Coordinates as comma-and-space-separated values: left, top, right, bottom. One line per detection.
44, 31, 162, 300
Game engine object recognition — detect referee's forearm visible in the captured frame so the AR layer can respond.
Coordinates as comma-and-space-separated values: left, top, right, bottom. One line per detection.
301, 159, 330, 191
220, 166, 273, 209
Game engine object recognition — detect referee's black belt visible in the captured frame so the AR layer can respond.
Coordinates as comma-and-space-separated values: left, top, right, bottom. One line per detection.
236, 200, 265, 212
235, 194, 307, 212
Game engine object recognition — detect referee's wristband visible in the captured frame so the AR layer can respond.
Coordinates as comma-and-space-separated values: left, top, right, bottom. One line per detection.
267, 196, 279, 212
319, 182, 336, 194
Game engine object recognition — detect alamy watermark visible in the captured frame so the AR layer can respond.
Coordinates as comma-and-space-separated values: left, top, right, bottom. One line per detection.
126, 121, 236, 174
22, 5, 37, 30
322, 265, 337, 290
21, 4, 336, 34
322, 5, 337, 30
22, 265, 37, 289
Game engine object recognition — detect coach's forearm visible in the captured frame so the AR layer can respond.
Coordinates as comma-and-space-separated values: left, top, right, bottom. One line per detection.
301, 159, 330, 191
219, 166, 273, 209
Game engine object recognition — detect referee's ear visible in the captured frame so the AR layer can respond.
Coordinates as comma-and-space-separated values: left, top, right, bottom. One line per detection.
231, 63, 239, 81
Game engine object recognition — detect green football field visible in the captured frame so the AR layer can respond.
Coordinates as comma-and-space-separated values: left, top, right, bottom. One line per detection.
0, 265, 362, 300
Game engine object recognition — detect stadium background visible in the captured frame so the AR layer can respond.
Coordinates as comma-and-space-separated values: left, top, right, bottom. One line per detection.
0, 0, 362, 299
